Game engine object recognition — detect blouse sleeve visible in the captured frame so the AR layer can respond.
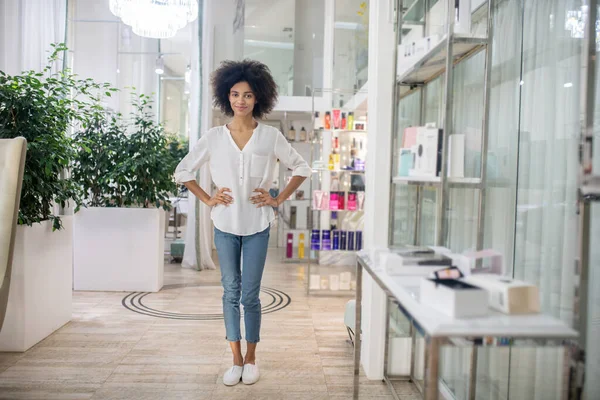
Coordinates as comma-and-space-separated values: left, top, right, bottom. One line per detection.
274, 130, 311, 177
174, 134, 210, 183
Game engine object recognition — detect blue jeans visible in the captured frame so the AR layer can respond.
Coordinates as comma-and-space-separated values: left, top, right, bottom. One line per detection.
214, 226, 270, 343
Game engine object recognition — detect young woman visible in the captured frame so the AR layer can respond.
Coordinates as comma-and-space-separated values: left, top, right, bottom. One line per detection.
174, 60, 310, 386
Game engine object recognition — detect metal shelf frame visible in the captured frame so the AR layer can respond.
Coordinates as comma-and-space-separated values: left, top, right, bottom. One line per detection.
389, 0, 494, 251
572, 0, 599, 397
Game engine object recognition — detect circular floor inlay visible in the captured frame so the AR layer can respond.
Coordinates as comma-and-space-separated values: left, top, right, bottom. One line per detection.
121, 284, 291, 320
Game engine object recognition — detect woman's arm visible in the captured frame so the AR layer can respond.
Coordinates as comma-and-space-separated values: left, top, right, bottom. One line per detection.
184, 181, 233, 207
251, 131, 311, 208
275, 175, 306, 205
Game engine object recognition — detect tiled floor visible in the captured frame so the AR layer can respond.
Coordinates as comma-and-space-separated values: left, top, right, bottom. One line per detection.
0, 249, 420, 400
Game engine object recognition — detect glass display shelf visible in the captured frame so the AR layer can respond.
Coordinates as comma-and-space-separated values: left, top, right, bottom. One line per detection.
312, 168, 365, 174
393, 176, 482, 188
398, 35, 487, 98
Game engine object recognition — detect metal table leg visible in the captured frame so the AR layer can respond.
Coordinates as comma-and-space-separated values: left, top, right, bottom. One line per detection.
383, 298, 402, 400
423, 337, 441, 400
353, 259, 363, 399
468, 347, 478, 400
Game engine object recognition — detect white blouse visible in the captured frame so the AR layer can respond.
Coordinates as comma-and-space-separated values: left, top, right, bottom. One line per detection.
174, 123, 311, 236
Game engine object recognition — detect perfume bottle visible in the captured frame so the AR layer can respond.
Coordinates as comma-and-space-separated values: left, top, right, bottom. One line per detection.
337, 191, 345, 210
311, 229, 321, 250
348, 112, 354, 130
341, 112, 347, 130
322, 230, 332, 250
286, 233, 293, 258
348, 231, 355, 251
340, 231, 347, 250
329, 192, 339, 210
355, 231, 363, 250
288, 125, 296, 141
300, 127, 307, 141
332, 230, 340, 250
347, 191, 357, 211
324, 112, 331, 129
298, 233, 305, 259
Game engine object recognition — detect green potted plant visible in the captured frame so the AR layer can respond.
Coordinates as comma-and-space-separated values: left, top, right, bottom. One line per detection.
72, 93, 177, 293
0, 43, 112, 351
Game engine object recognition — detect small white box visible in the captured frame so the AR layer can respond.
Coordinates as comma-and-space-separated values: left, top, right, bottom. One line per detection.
420, 278, 489, 318
309, 274, 321, 290
385, 253, 451, 276
462, 274, 540, 314
340, 272, 352, 291
413, 127, 443, 177
455, 249, 504, 277
330, 274, 340, 291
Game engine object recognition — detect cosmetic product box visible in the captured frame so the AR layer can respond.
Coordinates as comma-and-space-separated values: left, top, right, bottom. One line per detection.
339, 272, 352, 291
411, 127, 443, 177
330, 274, 340, 291
398, 148, 414, 177
310, 274, 321, 290
383, 252, 453, 276
403, 127, 419, 148
420, 278, 489, 318
454, 249, 504, 277
397, 35, 441, 78
462, 274, 540, 314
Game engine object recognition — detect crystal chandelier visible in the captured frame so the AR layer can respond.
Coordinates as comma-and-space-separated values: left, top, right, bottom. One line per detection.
109, 0, 198, 39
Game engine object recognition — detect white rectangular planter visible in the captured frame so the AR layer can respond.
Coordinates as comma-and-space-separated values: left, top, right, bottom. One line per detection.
74, 207, 165, 292
0, 218, 73, 352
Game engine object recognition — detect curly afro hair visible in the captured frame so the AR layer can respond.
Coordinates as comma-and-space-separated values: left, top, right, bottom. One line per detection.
211, 59, 278, 119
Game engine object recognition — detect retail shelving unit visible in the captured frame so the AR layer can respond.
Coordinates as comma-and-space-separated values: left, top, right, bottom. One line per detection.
307, 88, 368, 295
384, 0, 494, 399
389, 0, 493, 250
276, 113, 314, 264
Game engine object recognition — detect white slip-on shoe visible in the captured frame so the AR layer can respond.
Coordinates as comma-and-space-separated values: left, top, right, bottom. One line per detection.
242, 363, 260, 385
223, 365, 243, 386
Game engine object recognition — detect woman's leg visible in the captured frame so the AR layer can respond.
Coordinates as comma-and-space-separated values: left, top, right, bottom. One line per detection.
214, 228, 243, 366
240, 226, 270, 362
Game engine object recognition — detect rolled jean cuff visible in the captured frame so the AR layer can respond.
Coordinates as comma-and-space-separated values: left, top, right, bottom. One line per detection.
245, 337, 260, 344
226, 336, 242, 342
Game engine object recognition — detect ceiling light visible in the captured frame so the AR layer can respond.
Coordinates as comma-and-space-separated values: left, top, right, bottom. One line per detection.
185, 65, 191, 83
564, 82, 573, 88
155, 57, 164, 75
110, 0, 198, 39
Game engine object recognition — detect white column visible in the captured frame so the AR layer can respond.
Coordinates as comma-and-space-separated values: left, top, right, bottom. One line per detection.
362, 0, 395, 380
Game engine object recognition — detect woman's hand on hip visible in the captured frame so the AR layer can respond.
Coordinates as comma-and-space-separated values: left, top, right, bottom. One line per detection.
206, 187, 233, 207
250, 188, 278, 208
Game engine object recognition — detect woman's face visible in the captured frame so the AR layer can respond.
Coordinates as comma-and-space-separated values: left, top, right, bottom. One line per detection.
229, 81, 256, 118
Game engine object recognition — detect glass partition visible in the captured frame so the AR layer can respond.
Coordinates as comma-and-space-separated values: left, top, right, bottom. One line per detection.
333, 0, 369, 91
243, 0, 325, 97
389, 0, 591, 398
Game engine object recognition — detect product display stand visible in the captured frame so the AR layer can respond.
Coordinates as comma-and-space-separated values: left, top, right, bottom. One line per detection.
307, 88, 368, 295
570, 0, 599, 397
276, 112, 314, 264
390, 0, 493, 249
353, 251, 578, 400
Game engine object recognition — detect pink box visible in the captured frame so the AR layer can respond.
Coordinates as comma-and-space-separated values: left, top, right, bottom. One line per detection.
403, 127, 419, 148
